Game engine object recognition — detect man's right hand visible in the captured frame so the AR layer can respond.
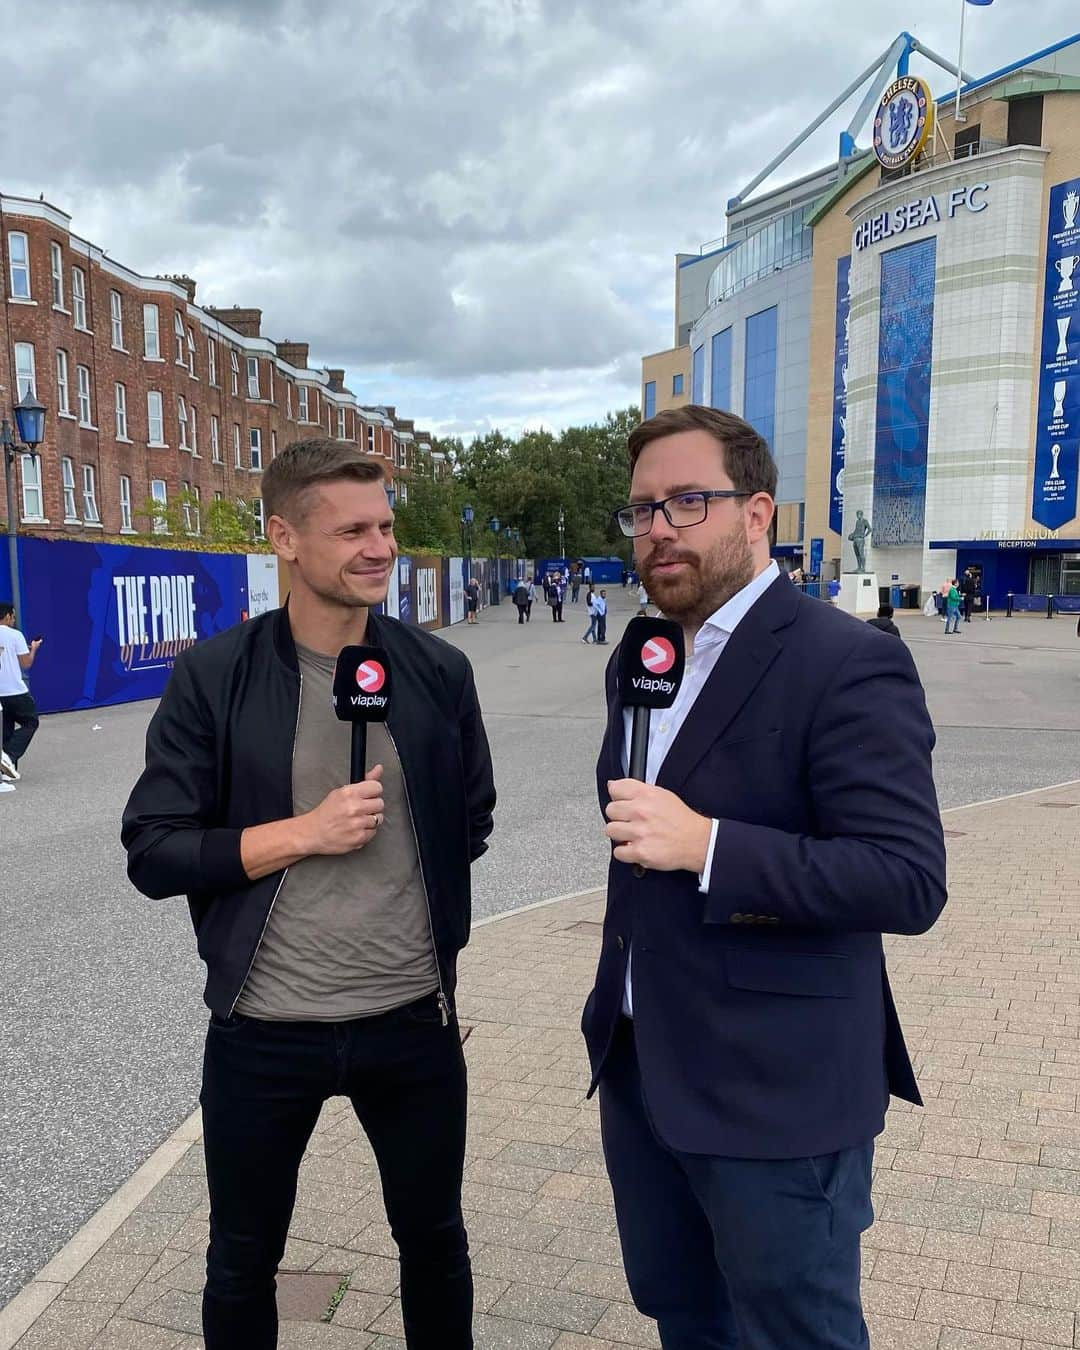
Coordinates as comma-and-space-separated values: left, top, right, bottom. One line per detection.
240, 766, 386, 881
301, 767, 386, 856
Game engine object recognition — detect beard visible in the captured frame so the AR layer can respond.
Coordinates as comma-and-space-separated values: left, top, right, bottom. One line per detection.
639, 521, 754, 626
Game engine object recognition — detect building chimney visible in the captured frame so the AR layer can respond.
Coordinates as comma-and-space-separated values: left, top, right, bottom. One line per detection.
276, 340, 309, 369
205, 306, 262, 338
327, 368, 346, 392
159, 274, 198, 302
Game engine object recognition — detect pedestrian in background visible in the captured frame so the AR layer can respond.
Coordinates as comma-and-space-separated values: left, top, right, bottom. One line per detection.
637, 583, 649, 617
571, 570, 581, 604
867, 603, 902, 638
513, 581, 529, 625
582, 589, 598, 644
549, 574, 565, 623
465, 576, 480, 625
0, 604, 42, 783
961, 568, 977, 623
594, 589, 608, 644
944, 579, 963, 634
525, 577, 535, 622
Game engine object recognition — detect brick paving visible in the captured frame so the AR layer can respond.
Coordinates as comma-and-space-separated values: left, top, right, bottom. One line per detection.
7, 781, 1080, 1348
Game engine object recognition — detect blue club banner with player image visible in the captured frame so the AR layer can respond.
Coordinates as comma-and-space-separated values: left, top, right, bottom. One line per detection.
829, 255, 851, 535
873, 237, 937, 546
1032, 177, 1080, 530
17, 537, 252, 714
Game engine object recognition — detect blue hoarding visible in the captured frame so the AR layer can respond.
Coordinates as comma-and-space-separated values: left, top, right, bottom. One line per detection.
829, 256, 851, 535
19, 536, 247, 715
1032, 178, 1080, 530
873, 238, 936, 546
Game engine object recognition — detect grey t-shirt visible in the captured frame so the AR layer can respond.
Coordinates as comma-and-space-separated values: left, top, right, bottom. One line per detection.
235, 643, 439, 1021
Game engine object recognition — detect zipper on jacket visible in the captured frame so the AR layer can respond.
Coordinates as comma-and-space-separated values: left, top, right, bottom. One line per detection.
229, 670, 304, 1015
386, 727, 450, 1027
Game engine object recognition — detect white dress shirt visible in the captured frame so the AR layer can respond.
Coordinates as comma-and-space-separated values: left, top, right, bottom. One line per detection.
620, 560, 780, 1016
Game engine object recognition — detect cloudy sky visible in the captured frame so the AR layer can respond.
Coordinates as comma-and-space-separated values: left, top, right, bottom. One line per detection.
3, 0, 1077, 438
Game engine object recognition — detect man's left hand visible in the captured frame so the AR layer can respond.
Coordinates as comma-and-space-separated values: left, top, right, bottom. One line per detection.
604, 779, 712, 874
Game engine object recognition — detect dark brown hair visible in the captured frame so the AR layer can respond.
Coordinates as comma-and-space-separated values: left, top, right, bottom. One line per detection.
261, 438, 385, 522
627, 405, 778, 499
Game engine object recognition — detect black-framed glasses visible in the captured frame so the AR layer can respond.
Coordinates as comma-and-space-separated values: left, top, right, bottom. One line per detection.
612, 490, 751, 538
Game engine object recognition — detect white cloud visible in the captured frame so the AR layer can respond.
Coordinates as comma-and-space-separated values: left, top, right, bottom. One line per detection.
3, 0, 1077, 436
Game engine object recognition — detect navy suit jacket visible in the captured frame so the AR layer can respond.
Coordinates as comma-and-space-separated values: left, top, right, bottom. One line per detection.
582, 577, 947, 1159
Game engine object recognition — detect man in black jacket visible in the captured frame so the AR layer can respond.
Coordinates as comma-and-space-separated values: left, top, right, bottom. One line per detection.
122, 440, 495, 1350
867, 602, 903, 637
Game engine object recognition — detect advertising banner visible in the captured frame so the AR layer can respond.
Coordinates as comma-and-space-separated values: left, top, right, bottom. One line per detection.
448, 557, 465, 624
245, 554, 280, 618
1032, 178, 1080, 530
396, 557, 412, 625
829, 256, 851, 535
19, 536, 247, 714
872, 237, 936, 546
412, 555, 442, 630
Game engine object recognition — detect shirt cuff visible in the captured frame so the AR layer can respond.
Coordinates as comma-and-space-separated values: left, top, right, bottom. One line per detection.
698, 818, 720, 893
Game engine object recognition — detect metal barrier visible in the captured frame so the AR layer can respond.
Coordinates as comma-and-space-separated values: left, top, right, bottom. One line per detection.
1005, 593, 1054, 617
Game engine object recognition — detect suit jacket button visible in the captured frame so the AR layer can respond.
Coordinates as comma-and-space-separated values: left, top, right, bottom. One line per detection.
616, 935, 626, 951
632, 864, 646, 879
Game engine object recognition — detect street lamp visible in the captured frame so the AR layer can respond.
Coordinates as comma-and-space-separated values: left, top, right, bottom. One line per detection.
1, 390, 46, 622
461, 502, 474, 564
488, 516, 502, 605
557, 505, 565, 562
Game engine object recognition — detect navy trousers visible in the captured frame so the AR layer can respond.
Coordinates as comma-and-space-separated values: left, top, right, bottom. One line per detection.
599, 1021, 873, 1349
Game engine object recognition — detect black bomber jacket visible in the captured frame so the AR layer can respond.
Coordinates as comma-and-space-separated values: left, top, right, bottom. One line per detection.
121, 604, 496, 1017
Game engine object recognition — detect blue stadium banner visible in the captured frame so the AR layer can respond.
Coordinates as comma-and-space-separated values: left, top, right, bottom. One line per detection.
1032, 177, 1080, 530
873, 238, 937, 546
829, 256, 851, 535
19, 536, 248, 714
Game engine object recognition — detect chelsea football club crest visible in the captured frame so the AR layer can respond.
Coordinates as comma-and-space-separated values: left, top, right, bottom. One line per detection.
873, 76, 934, 171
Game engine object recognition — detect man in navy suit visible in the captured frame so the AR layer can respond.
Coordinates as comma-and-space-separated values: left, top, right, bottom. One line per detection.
583, 405, 947, 1349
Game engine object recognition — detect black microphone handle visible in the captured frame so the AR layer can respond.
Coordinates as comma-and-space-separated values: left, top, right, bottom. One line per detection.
350, 721, 367, 785
628, 705, 651, 782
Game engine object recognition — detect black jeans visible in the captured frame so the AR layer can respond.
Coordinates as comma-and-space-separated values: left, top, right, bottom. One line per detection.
551, 601, 563, 622
1, 692, 38, 764
200, 992, 472, 1349
596, 614, 607, 642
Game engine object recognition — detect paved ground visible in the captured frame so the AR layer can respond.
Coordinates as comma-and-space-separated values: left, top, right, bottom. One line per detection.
1, 586, 1079, 1311
6, 779, 1080, 1348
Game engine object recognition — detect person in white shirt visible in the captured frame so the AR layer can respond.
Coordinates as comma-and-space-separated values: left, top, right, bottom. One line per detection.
637, 583, 649, 616
593, 589, 608, 644
0, 604, 42, 782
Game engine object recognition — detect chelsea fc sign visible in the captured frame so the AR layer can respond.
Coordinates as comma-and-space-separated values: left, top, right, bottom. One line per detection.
874, 76, 934, 170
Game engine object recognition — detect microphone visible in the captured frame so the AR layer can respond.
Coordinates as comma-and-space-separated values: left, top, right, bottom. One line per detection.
332, 646, 393, 783
617, 617, 685, 783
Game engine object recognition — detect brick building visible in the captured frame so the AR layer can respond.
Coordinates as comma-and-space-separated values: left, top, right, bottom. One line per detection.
0, 194, 441, 542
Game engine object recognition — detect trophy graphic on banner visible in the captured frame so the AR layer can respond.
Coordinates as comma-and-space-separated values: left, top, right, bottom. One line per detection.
1059, 317, 1072, 359
1050, 444, 1064, 481
1066, 190, 1080, 232
1054, 381, 1068, 420
843, 313, 850, 345
839, 414, 847, 449
841, 364, 849, 394
1056, 255, 1080, 294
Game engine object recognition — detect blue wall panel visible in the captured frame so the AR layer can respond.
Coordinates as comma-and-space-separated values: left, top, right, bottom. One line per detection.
710, 328, 732, 410
744, 307, 778, 448
691, 345, 705, 404
873, 239, 937, 546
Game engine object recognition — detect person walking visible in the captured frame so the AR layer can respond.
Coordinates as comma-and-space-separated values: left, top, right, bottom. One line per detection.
465, 576, 480, 625
594, 589, 608, 644
0, 604, 42, 782
637, 582, 649, 617
525, 577, 535, 622
584, 405, 946, 1350
513, 581, 529, 625
944, 579, 963, 634
582, 589, 598, 643
123, 441, 496, 1350
937, 578, 950, 621
542, 574, 551, 603
571, 571, 581, 604
867, 603, 902, 637
549, 574, 565, 623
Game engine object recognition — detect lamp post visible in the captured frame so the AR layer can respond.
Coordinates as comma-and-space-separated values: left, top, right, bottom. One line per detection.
488, 516, 501, 604
557, 505, 565, 563
461, 503, 474, 566
1, 390, 46, 622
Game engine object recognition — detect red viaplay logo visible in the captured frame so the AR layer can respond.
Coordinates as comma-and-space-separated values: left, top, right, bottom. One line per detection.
641, 637, 675, 675
355, 660, 386, 693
